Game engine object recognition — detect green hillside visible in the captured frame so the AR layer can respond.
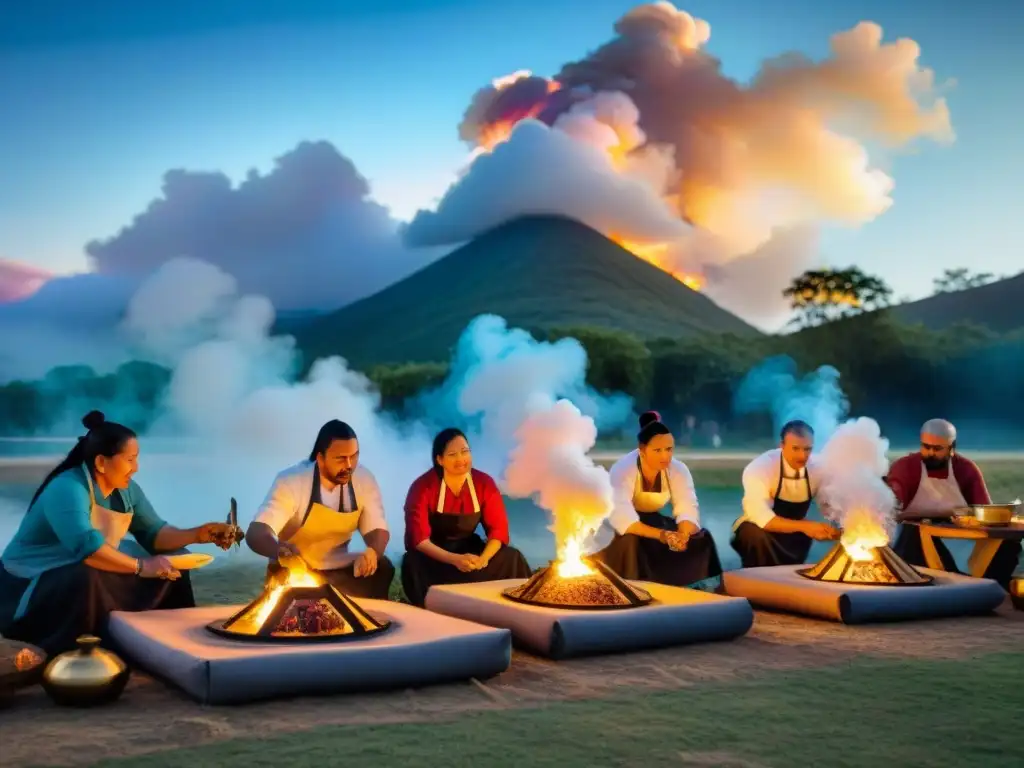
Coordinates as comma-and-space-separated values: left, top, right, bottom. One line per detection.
293, 215, 760, 368
889, 270, 1024, 333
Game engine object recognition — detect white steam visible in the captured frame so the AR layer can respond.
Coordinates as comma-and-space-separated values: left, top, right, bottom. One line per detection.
816, 417, 898, 550
502, 398, 614, 565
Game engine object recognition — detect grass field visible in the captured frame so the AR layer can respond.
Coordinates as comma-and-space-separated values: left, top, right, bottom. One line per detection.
86, 651, 1024, 768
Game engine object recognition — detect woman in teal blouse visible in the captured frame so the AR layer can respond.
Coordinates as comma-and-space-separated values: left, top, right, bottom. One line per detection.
0, 410, 236, 654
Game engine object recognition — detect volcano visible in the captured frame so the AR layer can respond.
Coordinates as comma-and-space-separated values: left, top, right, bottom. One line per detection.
798, 543, 933, 586
503, 556, 653, 610
292, 215, 760, 368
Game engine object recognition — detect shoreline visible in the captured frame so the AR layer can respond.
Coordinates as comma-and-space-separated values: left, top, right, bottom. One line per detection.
3, 450, 1024, 486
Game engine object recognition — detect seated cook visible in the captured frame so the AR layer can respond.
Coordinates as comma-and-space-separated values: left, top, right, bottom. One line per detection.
401, 428, 532, 607
0, 410, 236, 655
889, 418, 1021, 590
245, 419, 395, 600
730, 420, 840, 568
595, 411, 723, 587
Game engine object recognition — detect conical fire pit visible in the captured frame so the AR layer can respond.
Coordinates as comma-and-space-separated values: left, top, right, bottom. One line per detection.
503, 556, 653, 610
207, 564, 392, 642
798, 542, 933, 586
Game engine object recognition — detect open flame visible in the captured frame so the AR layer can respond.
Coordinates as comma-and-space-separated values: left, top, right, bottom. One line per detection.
839, 506, 890, 562
556, 530, 595, 579
607, 233, 704, 290
248, 558, 324, 628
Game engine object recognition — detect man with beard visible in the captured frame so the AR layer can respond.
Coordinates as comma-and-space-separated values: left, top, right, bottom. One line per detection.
889, 418, 1020, 590
245, 420, 395, 599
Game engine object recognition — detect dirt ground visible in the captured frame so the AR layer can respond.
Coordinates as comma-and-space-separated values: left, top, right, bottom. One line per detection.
2, 598, 1021, 768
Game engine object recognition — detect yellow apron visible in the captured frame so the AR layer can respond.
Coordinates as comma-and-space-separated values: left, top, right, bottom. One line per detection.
282, 465, 363, 571
7, 464, 134, 620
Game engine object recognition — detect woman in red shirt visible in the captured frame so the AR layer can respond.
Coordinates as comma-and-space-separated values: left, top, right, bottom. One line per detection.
401, 428, 532, 606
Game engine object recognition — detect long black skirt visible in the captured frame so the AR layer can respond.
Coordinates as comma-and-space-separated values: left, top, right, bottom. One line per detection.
730, 521, 813, 568
401, 536, 532, 607
892, 524, 1022, 591
0, 560, 195, 656
596, 515, 723, 587
315, 555, 397, 600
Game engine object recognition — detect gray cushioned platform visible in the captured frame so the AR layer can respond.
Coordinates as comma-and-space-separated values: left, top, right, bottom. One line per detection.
107, 601, 512, 705
722, 565, 1006, 624
424, 579, 754, 660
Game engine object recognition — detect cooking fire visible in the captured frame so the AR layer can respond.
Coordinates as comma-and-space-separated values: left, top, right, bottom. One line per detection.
503, 540, 653, 610
799, 514, 932, 586
206, 560, 392, 642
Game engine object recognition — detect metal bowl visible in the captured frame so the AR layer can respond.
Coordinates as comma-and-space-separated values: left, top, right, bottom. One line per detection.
1010, 578, 1024, 611
953, 501, 1021, 527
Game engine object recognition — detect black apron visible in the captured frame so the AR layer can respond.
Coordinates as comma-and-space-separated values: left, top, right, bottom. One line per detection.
731, 456, 815, 568
0, 495, 195, 656
596, 458, 723, 587
400, 475, 531, 607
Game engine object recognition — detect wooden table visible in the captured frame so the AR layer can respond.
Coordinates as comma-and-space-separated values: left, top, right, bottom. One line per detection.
907, 520, 1024, 577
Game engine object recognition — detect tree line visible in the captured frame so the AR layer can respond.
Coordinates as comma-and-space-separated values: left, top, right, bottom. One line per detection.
1, 267, 1021, 444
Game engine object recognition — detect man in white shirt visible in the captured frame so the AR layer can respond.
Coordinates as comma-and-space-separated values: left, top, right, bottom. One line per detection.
245, 420, 394, 599
730, 420, 840, 568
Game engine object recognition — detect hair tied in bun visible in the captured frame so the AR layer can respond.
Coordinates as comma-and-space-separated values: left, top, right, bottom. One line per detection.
81, 410, 107, 432
638, 410, 662, 429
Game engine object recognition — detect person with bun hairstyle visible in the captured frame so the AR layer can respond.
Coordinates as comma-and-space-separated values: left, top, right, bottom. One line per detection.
0, 411, 237, 654
594, 411, 723, 587
401, 428, 532, 607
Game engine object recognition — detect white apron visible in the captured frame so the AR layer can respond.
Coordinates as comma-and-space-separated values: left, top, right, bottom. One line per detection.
281, 465, 363, 571
903, 461, 967, 515
591, 460, 673, 549
437, 473, 480, 513
6, 464, 134, 620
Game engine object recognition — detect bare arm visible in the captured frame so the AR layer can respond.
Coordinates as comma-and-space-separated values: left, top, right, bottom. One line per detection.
245, 521, 282, 559
84, 543, 144, 574
415, 539, 462, 565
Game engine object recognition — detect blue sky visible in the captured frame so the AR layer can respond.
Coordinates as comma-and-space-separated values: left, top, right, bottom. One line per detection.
1, 0, 1021, 302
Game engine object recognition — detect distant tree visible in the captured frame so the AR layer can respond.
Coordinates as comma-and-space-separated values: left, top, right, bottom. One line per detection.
545, 326, 652, 402
932, 267, 995, 294
783, 267, 893, 328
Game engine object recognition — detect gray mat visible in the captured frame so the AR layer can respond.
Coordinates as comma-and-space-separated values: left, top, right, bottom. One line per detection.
425, 579, 754, 660
722, 565, 1006, 624
107, 601, 512, 705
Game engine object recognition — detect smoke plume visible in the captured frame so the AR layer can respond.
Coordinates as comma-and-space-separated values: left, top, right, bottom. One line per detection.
87, 141, 442, 313
733, 355, 850, 443
502, 398, 614, 569
428, 2, 954, 319
816, 416, 898, 552
0, 257, 631, 559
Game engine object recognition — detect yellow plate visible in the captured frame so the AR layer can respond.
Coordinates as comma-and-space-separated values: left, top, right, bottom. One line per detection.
165, 553, 214, 570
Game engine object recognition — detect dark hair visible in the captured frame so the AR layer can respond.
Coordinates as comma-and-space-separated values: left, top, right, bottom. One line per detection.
308, 420, 358, 461
29, 410, 137, 508
637, 410, 671, 445
432, 427, 468, 476
780, 420, 814, 441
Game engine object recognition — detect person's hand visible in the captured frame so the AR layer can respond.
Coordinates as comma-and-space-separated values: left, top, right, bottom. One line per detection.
196, 522, 236, 550
139, 555, 181, 580
353, 549, 378, 578
451, 553, 481, 572
274, 542, 304, 570
807, 522, 841, 541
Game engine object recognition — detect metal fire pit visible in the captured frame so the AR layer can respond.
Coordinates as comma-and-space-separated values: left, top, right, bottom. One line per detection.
797, 543, 934, 587
503, 557, 654, 610
206, 584, 393, 643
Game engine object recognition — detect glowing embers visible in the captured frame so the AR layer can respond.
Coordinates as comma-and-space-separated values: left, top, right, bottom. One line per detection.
798, 543, 933, 586
503, 555, 653, 610
206, 563, 391, 642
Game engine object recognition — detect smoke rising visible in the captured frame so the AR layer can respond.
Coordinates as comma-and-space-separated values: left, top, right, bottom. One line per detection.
403, 116, 686, 248
0, 258, 51, 303
733, 355, 850, 443
0, 258, 631, 560
440, 2, 954, 321
502, 398, 614, 565
87, 141, 443, 312
816, 417, 898, 551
